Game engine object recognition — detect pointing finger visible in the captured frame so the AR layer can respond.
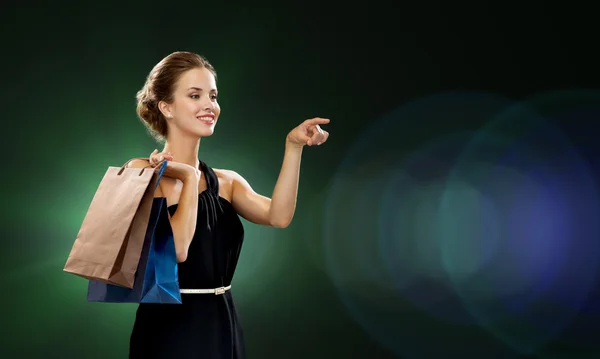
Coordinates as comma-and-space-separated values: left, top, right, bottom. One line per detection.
306, 117, 330, 126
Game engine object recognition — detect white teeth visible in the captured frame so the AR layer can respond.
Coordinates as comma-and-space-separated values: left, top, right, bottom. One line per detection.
198, 117, 213, 121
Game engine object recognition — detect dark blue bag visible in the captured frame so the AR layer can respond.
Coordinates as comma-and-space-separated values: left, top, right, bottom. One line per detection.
87, 161, 182, 304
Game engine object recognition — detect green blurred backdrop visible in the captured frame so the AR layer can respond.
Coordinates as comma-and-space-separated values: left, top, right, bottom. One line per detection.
2, 1, 600, 359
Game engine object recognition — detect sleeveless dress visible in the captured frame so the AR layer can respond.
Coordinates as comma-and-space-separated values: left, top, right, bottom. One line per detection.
129, 161, 246, 359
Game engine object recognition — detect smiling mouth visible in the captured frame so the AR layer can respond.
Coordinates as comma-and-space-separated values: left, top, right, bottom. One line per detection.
197, 116, 215, 124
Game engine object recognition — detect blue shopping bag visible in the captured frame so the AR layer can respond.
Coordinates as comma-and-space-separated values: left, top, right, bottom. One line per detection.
87, 162, 182, 304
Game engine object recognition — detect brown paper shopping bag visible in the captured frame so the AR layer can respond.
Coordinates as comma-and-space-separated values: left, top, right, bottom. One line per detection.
64, 158, 167, 289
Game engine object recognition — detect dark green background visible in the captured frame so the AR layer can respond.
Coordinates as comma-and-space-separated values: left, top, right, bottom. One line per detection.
3, 1, 600, 358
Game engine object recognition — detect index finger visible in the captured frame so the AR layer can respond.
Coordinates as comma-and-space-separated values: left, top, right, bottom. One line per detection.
307, 117, 330, 126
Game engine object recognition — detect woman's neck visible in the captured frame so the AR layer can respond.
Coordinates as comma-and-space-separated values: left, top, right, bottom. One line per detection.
162, 134, 201, 169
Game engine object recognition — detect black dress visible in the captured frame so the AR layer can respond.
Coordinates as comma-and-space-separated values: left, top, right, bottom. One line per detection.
129, 161, 246, 359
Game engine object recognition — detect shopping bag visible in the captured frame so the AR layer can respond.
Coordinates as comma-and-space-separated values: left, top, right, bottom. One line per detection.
86, 196, 182, 304
64, 158, 167, 289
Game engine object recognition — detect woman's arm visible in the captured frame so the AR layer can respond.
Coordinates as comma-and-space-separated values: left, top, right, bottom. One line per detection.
268, 142, 303, 227
167, 172, 198, 262
225, 117, 330, 228
128, 158, 199, 262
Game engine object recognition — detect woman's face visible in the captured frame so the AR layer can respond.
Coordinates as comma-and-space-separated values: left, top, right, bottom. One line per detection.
162, 67, 220, 138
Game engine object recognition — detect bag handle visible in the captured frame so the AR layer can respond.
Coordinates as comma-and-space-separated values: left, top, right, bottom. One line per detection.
154, 161, 167, 189
117, 158, 167, 184
119, 157, 151, 172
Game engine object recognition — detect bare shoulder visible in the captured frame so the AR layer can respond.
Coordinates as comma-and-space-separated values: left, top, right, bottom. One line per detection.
213, 168, 241, 183
213, 168, 255, 194
213, 168, 254, 187
212, 169, 239, 201
126, 158, 151, 168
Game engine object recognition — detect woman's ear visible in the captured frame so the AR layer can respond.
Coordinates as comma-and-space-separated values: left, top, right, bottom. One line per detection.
158, 101, 173, 119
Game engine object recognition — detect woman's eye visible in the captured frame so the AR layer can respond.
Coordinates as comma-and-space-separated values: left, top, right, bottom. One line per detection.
191, 94, 199, 99
210, 95, 218, 100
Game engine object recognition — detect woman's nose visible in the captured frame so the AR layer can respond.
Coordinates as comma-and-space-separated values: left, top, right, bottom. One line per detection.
202, 96, 215, 110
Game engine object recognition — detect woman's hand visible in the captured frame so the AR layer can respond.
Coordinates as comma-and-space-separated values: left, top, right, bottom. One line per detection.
149, 149, 173, 167
149, 149, 198, 182
286, 117, 330, 148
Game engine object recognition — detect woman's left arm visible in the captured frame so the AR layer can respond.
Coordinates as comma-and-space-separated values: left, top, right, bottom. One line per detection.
227, 117, 330, 228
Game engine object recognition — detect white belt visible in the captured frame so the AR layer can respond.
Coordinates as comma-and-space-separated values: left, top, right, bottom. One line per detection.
180, 285, 231, 295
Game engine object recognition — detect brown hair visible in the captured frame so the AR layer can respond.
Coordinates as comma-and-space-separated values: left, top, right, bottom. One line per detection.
136, 51, 217, 142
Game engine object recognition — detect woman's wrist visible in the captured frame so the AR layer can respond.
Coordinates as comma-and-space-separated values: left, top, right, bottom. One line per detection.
285, 137, 304, 151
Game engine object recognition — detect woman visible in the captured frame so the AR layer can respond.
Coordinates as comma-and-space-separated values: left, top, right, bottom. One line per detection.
126, 51, 329, 358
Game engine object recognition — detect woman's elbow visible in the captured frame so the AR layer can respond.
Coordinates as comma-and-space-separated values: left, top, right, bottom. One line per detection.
172, 231, 190, 262
176, 251, 188, 263
270, 217, 292, 228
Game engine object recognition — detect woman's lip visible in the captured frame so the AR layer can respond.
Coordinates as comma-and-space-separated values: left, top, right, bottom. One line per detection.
198, 117, 215, 124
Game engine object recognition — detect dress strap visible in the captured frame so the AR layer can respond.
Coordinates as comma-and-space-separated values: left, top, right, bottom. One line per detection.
199, 160, 219, 195
198, 160, 223, 231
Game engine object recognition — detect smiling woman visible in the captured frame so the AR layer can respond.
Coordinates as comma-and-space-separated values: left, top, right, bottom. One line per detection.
125, 51, 330, 359
135, 53, 219, 142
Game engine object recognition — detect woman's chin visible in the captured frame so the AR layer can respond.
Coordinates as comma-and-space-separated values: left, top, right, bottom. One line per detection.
196, 128, 215, 137
179, 124, 215, 138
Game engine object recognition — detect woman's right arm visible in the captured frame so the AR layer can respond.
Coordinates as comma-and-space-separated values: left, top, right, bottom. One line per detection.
127, 159, 199, 263
166, 170, 198, 263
